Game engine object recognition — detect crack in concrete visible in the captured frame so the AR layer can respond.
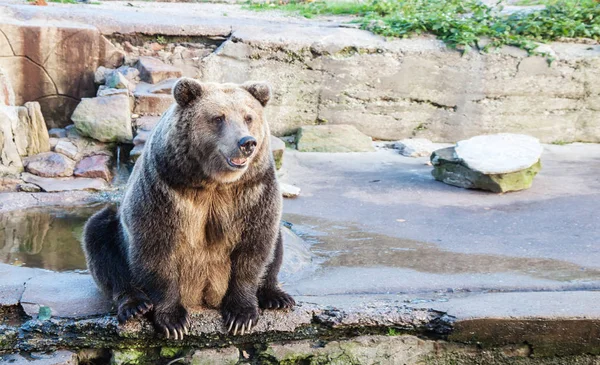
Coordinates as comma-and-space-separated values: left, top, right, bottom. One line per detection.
0, 55, 59, 95
0, 28, 16, 56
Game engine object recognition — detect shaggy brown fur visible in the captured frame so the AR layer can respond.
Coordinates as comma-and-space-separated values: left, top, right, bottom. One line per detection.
83, 78, 294, 340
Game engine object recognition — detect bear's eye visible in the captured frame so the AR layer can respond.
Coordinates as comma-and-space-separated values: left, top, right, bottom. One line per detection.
245, 115, 253, 124
213, 116, 225, 124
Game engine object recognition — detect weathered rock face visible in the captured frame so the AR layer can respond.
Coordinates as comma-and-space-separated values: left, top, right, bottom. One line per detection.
136, 56, 182, 84
431, 146, 542, 193
0, 20, 124, 128
14, 102, 51, 157
74, 155, 112, 181
71, 95, 133, 143
0, 79, 50, 175
196, 33, 600, 143
24, 152, 75, 177
295, 125, 375, 152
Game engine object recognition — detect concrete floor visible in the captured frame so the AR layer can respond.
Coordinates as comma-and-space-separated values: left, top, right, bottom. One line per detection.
279, 144, 600, 305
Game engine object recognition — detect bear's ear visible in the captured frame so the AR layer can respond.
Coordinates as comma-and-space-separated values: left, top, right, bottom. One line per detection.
173, 77, 204, 107
241, 82, 271, 107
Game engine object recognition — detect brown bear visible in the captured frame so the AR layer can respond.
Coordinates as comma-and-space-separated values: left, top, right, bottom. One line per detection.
82, 78, 294, 339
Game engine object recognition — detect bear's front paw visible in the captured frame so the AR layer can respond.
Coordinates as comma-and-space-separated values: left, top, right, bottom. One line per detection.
152, 304, 190, 340
258, 287, 295, 310
221, 300, 259, 336
116, 291, 153, 324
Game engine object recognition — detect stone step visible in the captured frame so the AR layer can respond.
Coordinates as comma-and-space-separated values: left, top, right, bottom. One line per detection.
133, 82, 174, 115
136, 56, 182, 84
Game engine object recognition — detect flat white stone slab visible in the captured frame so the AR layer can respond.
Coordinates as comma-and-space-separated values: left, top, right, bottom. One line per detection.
455, 133, 543, 174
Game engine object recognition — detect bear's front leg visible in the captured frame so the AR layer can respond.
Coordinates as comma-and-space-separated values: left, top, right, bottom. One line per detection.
221, 243, 267, 336
221, 191, 281, 335
129, 232, 190, 340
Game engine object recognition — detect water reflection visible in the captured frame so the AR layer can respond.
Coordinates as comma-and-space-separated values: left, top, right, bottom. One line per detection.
0, 205, 107, 271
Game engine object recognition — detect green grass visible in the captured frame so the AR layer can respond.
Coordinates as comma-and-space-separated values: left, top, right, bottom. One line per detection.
248, 0, 600, 53
48, 0, 78, 3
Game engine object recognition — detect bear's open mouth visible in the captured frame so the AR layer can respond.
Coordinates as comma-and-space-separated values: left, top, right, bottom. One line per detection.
226, 156, 248, 168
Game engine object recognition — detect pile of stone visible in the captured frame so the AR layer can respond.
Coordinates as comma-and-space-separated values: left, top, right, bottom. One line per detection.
431, 133, 543, 193
20, 124, 113, 192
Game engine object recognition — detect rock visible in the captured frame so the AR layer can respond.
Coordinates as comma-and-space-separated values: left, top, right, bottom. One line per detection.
148, 77, 177, 94
74, 155, 112, 181
17, 182, 41, 192
129, 144, 144, 162
97, 85, 129, 97
295, 125, 375, 153
135, 116, 161, 131
24, 152, 75, 177
48, 128, 67, 138
136, 56, 182, 84
431, 147, 542, 193
280, 182, 301, 198
455, 133, 543, 174
190, 347, 239, 365
116, 65, 140, 83
394, 138, 437, 157
271, 135, 285, 170
54, 140, 78, 160
133, 82, 174, 115
111, 349, 148, 365
0, 350, 78, 365
0, 107, 24, 175
0, 176, 22, 192
105, 71, 131, 90
7, 102, 51, 161
133, 130, 151, 146
21, 172, 109, 192
94, 66, 111, 84
71, 95, 133, 143
49, 138, 59, 149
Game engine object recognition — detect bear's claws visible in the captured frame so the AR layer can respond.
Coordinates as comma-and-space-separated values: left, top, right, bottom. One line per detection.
258, 288, 295, 310
222, 304, 259, 336
117, 294, 153, 324
153, 304, 190, 340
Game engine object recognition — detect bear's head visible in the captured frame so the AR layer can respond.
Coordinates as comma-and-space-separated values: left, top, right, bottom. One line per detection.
170, 78, 272, 184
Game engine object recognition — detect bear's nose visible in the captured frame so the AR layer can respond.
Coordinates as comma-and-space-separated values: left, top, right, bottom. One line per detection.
238, 136, 257, 157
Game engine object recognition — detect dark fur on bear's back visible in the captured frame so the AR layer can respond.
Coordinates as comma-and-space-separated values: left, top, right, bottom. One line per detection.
83, 79, 294, 339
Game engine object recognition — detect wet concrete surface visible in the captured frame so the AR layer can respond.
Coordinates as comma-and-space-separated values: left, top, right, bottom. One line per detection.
279, 143, 600, 300
0, 143, 598, 318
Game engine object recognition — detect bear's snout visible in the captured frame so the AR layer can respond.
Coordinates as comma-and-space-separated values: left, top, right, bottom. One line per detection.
238, 136, 257, 157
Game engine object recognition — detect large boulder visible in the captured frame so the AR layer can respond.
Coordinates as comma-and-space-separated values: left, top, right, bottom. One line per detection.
24, 152, 75, 177
431, 134, 543, 193
71, 95, 133, 143
295, 125, 375, 153
455, 133, 543, 174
